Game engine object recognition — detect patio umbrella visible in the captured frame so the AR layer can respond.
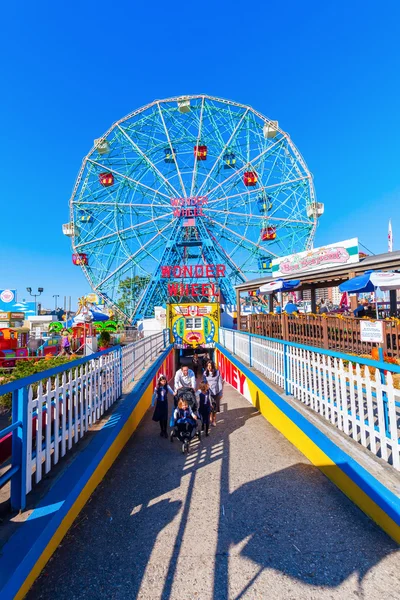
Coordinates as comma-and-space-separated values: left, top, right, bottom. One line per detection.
259, 278, 301, 294
339, 271, 400, 318
259, 278, 301, 315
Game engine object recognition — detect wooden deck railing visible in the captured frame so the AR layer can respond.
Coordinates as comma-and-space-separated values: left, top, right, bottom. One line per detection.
240, 313, 400, 358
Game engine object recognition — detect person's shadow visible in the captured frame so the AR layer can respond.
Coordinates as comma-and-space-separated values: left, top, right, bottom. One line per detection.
214, 462, 398, 599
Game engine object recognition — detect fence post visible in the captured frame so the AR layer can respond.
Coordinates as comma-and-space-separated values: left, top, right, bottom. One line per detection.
233, 331, 236, 355
11, 385, 28, 511
283, 343, 290, 395
322, 317, 329, 349
249, 334, 253, 367
118, 346, 123, 394
378, 347, 390, 436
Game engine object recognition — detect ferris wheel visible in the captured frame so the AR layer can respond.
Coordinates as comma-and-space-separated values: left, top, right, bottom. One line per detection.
63, 95, 322, 321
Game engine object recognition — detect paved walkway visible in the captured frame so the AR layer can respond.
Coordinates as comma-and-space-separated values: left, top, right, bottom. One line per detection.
28, 385, 399, 600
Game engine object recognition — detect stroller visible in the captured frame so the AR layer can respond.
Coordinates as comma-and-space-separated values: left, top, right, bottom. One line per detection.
170, 388, 202, 453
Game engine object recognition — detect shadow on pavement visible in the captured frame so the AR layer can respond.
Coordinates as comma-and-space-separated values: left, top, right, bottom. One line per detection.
214, 460, 398, 599
27, 400, 257, 600
27, 387, 398, 600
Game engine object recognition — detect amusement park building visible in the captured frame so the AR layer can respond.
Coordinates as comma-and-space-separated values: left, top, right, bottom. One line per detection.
235, 250, 400, 319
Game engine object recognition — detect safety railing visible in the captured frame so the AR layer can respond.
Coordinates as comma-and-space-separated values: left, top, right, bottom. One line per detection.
121, 332, 166, 389
219, 328, 400, 471
241, 313, 400, 359
0, 331, 169, 510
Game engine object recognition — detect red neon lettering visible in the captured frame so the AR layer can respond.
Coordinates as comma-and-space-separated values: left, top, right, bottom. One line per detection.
216, 264, 225, 277
173, 208, 181, 217
195, 265, 203, 277
167, 283, 179, 295
161, 266, 171, 278
173, 266, 181, 277
201, 284, 209, 296
191, 284, 199, 296
206, 265, 214, 278
180, 284, 190, 296
171, 198, 180, 206
182, 266, 193, 277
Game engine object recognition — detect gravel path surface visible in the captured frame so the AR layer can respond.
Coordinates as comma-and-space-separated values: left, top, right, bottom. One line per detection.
28, 385, 399, 600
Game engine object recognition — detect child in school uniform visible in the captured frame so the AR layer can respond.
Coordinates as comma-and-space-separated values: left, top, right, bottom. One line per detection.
196, 382, 213, 436
152, 375, 174, 438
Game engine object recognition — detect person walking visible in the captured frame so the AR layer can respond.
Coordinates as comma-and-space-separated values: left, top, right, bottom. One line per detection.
202, 351, 210, 372
196, 382, 213, 436
174, 365, 196, 392
60, 330, 72, 355
203, 360, 223, 427
152, 375, 174, 438
192, 351, 200, 378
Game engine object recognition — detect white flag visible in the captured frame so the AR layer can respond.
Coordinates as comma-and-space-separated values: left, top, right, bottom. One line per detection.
388, 219, 393, 252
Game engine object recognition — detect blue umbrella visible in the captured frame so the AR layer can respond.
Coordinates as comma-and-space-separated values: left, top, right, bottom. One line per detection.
339, 271, 375, 294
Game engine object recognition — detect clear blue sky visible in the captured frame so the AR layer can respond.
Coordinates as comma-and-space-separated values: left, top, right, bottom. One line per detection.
1, 1, 399, 309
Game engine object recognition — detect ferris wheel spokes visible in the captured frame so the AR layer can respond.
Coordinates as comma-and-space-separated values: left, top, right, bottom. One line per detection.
93, 220, 173, 291
195, 108, 249, 198
189, 96, 205, 198
116, 124, 182, 200
203, 136, 285, 201
87, 159, 172, 203
156, 102, 188, 198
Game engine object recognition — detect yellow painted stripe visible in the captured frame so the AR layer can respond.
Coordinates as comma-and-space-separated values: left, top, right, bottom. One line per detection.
244, 375, 400, 544
16, 382, 154, 599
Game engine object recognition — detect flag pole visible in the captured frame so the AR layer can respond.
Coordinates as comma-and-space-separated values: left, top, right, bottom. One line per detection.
388, 218, 393, 253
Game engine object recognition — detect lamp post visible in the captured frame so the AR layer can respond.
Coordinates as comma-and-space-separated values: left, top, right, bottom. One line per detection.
53, 294, 60, 313
26, 287, 44, 316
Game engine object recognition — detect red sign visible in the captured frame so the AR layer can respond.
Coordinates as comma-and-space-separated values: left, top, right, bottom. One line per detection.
170, 196, 208, 207
167, 283, 218, 297
217, 352, 247, 395
162, 264, 225, 278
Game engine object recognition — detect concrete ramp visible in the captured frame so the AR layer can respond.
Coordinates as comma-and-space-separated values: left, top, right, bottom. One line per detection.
27, 384, 398, 600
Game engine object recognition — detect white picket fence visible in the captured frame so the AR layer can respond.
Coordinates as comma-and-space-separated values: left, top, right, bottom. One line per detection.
219, 328, 400, 470
121, 333, 165, 389
26, 332, 166, 495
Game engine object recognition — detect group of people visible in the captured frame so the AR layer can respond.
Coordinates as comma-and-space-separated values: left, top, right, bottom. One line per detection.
151, 353, 224, 440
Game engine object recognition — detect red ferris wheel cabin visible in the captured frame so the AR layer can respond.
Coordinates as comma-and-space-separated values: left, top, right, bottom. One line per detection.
244, 171, 258, 186
261, 226, 276, 241
194, 145, 207, 160
72, 253, 88, 266
99, 172, 114, 187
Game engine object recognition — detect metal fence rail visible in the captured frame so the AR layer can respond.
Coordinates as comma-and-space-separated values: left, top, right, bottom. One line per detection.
219, 328, 400, 470
0, 331, 168, 510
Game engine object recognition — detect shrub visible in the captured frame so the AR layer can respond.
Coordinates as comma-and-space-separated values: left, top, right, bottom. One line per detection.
0, 356, 74, 413
99, 331, 111, 347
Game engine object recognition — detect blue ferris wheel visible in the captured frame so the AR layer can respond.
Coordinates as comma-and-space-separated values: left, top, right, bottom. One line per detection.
63, 95, 322, 321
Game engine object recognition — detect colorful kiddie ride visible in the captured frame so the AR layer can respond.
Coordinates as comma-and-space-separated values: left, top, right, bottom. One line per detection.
168, 302, 220, 349
0, 328, 29, 367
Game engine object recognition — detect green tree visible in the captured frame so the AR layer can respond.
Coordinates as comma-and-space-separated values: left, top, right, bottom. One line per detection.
117, 276, 150, 314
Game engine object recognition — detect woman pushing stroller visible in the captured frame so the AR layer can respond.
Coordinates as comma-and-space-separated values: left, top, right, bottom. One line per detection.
152, 375, 174, 438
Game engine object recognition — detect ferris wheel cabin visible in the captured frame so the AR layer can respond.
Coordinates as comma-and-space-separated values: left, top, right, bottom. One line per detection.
306, 202, 325, 219
99, 172, 114, 187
